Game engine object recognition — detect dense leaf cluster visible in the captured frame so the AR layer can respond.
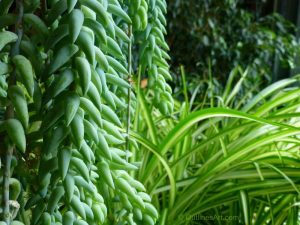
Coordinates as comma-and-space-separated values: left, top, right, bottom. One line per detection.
134, 70, 300, 224
0, 0, 170, 224
167, 0, 299, 85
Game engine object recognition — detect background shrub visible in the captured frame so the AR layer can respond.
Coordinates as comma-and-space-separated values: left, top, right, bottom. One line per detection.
167, 0, 300, 95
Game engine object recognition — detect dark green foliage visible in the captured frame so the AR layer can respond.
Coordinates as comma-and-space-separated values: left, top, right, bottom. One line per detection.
167, 0, 299, 86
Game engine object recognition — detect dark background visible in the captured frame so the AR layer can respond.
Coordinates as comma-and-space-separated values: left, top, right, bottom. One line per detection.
166, 0, 300, 83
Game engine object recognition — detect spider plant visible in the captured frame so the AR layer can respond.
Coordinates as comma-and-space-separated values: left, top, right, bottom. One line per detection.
131, 67, 300, 225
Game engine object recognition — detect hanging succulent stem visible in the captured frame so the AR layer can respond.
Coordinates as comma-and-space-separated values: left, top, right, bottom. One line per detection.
2, 144, 13, 223
0, 0, 161, 224
2, 0, 23, 223
126, 25, 133, 152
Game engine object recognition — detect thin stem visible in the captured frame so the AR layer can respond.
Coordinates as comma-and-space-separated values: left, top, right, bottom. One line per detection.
2, 146, 13, 223
180, 65, 189, 112
207, 57, 214, 107
126, 25, 132, 152
2, 0, 23, 223
130, 66, 141, 177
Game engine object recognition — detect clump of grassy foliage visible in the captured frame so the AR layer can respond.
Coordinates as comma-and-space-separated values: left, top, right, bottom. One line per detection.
132, 67, 300, 225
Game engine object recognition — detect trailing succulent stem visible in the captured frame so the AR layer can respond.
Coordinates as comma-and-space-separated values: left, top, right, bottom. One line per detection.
0, 0, 170, 224
2, 0, 23, 223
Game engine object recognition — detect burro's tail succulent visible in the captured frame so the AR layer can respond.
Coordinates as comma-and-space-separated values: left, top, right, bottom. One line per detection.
0, 0, 171, 224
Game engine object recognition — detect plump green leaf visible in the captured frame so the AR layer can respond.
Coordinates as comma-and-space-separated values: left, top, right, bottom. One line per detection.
0, 30, 17, 51
12, 55, 35, 96
5, 119, 26, 152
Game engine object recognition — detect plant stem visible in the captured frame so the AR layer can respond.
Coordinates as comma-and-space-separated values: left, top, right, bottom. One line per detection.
126, 25, 132, 153
2, 146, 13, 223
10, 0, 23, 62
130, 66, 141, 177
180, 65, 189, 112
2, 0, 23, 223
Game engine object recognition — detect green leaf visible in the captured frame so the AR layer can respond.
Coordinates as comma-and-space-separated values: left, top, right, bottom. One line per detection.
106, 73, 130, 88
75, 57, 91, 95
64, 174, 75, 203
97, 161, 114, 188
65, 93, 80, 126
80, 97, 103, 128
69, 9, 84, 43
107, 4, 132, 24
62, 211, 75, 225
5, 119, 26, 152
80, 0, 109, 26
24, 13, 49, 37
0, 30, 17, 51
12, 55, 35, 96
58, 148, 72, 179
47, 186, 65, 213
48, 44, 79, 75
8, 85, 29, 129
76, 30, 95, 64
71, 157, 90, 181
106, 55, 127, 74
70, 196, 86, 219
